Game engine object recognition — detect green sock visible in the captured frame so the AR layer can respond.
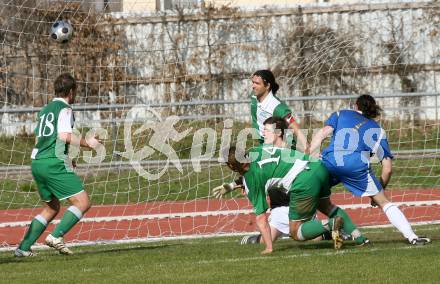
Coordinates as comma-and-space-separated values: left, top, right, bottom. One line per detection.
51, 206, 82, 238
19, 215, 47, 251
330, 207, 367, 244
353, 235, 367, 245
329, 207, 357, 234
299, 220, 328, 240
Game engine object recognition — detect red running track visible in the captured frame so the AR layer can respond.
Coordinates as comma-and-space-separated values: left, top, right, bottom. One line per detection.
1, 189, 440, 246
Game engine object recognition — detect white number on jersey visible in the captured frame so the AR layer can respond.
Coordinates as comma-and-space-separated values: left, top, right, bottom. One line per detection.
37, 112, 55, 137
257, 156, 280, 168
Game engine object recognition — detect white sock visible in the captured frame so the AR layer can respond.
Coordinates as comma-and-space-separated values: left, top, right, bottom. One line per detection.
383, 203, 417, 241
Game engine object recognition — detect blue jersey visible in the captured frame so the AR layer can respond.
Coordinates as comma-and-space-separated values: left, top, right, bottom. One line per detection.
321, 110, 393, 196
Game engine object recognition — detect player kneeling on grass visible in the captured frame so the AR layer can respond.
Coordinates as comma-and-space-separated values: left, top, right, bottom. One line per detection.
15, 73, 101, 257
215, 177, 309, 245
225, 144, 345, 254
216, 116, 369, 247
240, 192, 338, 245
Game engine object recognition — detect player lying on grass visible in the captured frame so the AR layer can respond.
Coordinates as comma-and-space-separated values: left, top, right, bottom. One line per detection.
239, 191, 346, 245
225, 141, 347, 254
215, 116, 369, 247
15, 73, 101, 257
309, 94, 431, 246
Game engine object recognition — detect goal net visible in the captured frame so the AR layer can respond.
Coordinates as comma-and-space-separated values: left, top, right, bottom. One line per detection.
1, 0, 440, 249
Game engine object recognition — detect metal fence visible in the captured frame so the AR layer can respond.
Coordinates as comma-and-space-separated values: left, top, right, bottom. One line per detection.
1, 92, 440, 176
1, 92, 439, 126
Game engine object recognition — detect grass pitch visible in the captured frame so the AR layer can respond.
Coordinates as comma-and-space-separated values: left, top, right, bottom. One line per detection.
1, 225, 440, 283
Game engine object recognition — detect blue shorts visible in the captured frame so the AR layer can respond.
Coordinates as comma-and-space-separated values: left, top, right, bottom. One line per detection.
322, 160, 383, 197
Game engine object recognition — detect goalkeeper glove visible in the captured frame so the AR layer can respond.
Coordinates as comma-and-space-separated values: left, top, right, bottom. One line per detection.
212, 181, 238, 199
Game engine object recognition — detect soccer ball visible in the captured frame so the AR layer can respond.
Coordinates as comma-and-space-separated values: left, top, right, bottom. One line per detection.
50, 20, 73, 43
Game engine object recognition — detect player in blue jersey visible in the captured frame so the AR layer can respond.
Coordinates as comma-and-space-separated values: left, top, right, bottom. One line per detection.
217, 116, 369, 248
310, 94, 431, 245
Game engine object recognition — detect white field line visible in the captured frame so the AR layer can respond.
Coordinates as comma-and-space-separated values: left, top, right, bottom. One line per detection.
0, 209, 252, 228
1, 200, 440, 228
1, 220, 439, 252
193, 242, 440, 265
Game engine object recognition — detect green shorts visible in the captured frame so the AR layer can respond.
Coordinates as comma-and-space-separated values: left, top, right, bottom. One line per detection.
31, 158, 84, 202
288, 161, 331, 221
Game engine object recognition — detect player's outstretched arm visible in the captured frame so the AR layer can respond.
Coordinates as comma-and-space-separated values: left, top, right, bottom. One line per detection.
58, 132, 102, 149
287, 120, 308, 153
256, 213, 273, 254
309, 125, 334, 157
212, 181, 242, 199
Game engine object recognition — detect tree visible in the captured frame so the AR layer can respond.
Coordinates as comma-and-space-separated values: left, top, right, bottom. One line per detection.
382, 12, 420, 125
273, 9, 363, 127
0, 0, 126, 108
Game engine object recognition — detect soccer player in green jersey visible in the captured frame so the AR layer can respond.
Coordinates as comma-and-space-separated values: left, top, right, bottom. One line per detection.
14, 73, 101, 257
250, 69, 308, 151
225, 144, 345, 254
213, 70, 309, 197
221, 117, 323, 245
237, 117, 368, 246
218, 117, 368, 249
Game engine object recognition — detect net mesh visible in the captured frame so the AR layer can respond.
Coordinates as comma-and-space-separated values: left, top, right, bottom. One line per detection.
1, 0, 440, 248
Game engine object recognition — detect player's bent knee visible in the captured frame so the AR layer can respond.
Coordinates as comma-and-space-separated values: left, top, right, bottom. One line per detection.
41, 208, 59, 221
80, 201, 91, 213
79, 199, 92, 213
45, 199, 60, 212
371, 191, 390, 208
290, 231, 301, 241
289, 221, 302, 241
318, 198, 335, 216
69, 191, 91, 213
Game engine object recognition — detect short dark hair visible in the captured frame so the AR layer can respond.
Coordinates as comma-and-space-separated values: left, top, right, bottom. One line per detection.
355, 94, 382, 119
252, 69, 279, 94
54, 73, 76, 97
226, 146, 247, 173
263, 116, 288, 138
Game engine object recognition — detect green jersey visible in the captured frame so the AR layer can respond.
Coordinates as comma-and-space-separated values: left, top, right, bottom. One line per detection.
30, 98, 83, 201
31, 98, 73, 160
250, 92, 295, 144
243, 145, 310, 215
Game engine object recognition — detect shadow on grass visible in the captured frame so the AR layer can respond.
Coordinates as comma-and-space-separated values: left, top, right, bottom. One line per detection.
0, 243, 182, 265
0, 254, 44, 265
274, 237, 414, 252
75, 242, 182, 256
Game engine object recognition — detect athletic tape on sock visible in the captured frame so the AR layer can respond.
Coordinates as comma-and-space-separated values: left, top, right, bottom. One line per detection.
67, 206, 83, 219
351, 229, 362, 239
321, 219, 330, 231
296, 224, 306, 241
35, 214, 48, 227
